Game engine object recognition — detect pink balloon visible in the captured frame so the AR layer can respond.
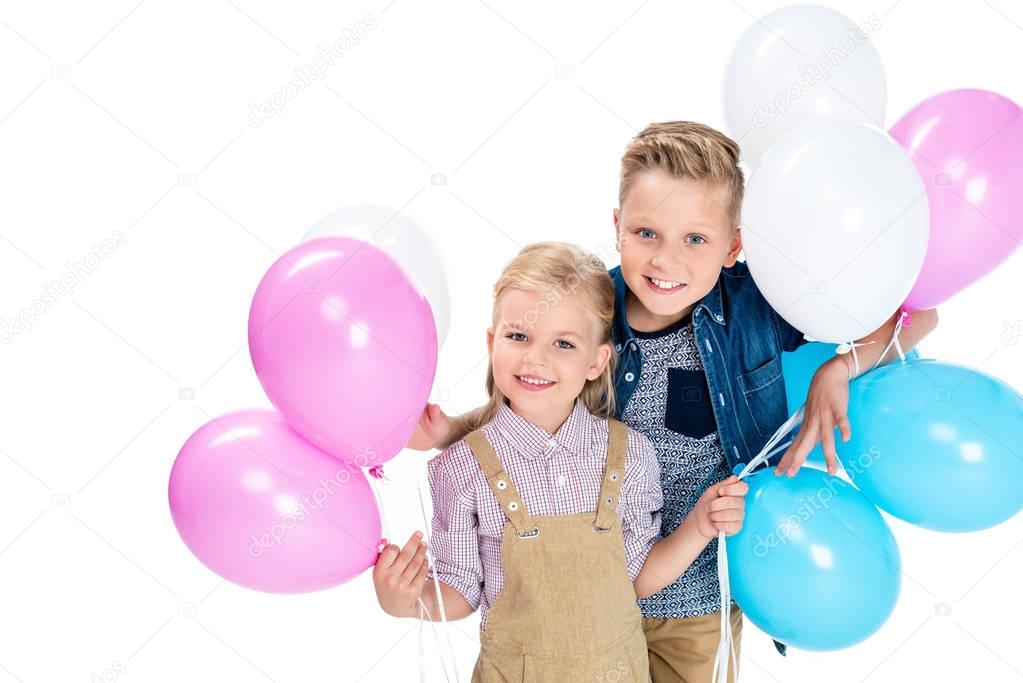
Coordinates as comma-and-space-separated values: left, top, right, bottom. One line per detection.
248, 236, 438, 466
890, 89, 1023, 311
168, 409, 381, 593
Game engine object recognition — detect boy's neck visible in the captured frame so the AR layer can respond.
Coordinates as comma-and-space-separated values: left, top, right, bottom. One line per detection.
508, 399, 574, 436
625, 289, 696, 334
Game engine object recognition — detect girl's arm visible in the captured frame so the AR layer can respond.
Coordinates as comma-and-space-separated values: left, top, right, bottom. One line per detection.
634, 476, 748, 599
372, 533, 475, 620
416, 579, 474, 621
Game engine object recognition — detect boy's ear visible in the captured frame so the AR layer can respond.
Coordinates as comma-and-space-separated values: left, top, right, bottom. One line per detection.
723, 227, 743, 268
613, 208, 622, 253
486, 328, 495, 356
586, 342, 613, 381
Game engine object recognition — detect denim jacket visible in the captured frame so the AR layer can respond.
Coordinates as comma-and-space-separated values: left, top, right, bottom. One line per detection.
609, 260, 808, 657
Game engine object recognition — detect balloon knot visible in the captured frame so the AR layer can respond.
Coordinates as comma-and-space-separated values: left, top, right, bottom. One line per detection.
368, 465, 386, 480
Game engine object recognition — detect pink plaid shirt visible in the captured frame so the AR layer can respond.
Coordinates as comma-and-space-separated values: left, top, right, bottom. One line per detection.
427, 399, 663, 629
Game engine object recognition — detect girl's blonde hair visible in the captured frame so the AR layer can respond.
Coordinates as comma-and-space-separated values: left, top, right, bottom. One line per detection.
469, 242, 617, 431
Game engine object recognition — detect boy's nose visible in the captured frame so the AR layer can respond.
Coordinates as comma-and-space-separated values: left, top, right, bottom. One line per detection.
651, 248, 685, 271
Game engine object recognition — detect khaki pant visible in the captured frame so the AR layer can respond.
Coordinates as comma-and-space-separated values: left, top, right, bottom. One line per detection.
642, 604, 743, 683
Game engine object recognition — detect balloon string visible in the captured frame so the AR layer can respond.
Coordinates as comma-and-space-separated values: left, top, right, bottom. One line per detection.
417, 599, 453, 682
714, 404, 805, 683
366, 466, 391, 545
870, 309, 909, 371
416, 482, 460, 682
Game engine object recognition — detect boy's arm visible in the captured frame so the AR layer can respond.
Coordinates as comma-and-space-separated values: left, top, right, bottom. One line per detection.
438, 407, 485, 450
406, 404, 486, 451
775, 308, 939, 476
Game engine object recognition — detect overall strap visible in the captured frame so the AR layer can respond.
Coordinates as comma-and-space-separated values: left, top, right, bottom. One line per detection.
464, 429, 536, 537
594, 419, 629, 531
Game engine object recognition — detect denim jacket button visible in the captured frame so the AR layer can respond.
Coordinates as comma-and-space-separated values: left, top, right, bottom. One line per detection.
625, 372, 635, 382
615, 343, 622, 352
715, 313, 724, 322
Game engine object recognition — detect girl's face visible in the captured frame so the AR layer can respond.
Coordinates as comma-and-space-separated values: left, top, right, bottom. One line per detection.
487, 288, 612, 429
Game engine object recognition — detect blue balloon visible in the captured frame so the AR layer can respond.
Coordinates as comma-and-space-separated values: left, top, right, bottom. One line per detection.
781, 343, 920, 468
837, 359, 1023, 532
727, 468, 901, 651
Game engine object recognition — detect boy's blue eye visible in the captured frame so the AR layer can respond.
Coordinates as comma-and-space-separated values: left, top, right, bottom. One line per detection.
687, 235, 707, 245
555, 340, 575, 349
507, 332, 527, 342
638, 228, 656, 239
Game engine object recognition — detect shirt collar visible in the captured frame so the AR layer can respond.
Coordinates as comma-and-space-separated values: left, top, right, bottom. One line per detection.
609, 266, 726, 349
490, 398, 591, 460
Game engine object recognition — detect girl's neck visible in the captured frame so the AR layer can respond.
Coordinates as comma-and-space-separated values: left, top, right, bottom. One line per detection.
508, 398, 576, 435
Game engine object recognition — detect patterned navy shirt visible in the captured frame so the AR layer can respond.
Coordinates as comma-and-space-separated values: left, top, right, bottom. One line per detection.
621, 311, 733, 619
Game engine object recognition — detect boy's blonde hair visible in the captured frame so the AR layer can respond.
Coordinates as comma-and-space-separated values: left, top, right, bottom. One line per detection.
619, 121, 745, 228
470, 242, 617, 431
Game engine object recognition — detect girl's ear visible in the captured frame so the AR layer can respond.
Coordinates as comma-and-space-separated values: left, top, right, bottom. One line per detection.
723, 227, 743, 268
586, 342, 613, 381
486, 328, 495, 356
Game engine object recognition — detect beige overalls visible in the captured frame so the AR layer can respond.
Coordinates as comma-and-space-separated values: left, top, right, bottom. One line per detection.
464, 419, 651, 682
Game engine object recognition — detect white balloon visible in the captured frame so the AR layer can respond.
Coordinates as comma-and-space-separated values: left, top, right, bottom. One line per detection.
303, 205, 451, 348
724, 5, 887, 166
741, 122, 928, 344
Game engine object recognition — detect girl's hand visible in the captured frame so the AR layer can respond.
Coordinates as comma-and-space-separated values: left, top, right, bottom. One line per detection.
406, 404, 452, 451
373, 532, 429, 617
691, 476, 749, 540
775, 359, 851, 477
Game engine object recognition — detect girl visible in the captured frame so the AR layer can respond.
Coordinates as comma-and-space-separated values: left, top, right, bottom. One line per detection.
373, 242, 747, 681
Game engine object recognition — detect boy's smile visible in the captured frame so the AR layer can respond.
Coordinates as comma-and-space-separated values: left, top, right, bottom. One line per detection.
614, 172, 742, 333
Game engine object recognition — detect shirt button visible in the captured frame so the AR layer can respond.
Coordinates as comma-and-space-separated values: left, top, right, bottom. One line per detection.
547, 438, 557, 449
557, 474, 566, 486
625, 372, 635, 382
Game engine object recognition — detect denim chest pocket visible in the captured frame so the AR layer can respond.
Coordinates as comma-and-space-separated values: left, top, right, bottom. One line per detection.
736, 356, 787, 437
665, 367, 717, 440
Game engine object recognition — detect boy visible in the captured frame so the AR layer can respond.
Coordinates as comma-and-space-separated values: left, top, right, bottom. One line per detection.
410, 121, 938, 681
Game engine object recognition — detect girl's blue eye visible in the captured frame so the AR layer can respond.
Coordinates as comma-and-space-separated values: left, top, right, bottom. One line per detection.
687, 235, 707, 245
638, 228, 656, 239
507, 332, 527, 342
556, 340, 575, 349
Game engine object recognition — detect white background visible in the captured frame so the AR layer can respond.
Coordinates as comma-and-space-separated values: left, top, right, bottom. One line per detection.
2, 0, 1022, 681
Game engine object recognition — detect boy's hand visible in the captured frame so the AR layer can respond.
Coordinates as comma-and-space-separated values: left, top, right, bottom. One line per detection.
775, 359, 850, 477
372, 532, 429, 617
406, 404, 452, 451
691, 475, 749, 540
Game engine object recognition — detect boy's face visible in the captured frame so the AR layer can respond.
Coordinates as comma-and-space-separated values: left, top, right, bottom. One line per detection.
487, 289, 611, 427
614, 172, 742, 329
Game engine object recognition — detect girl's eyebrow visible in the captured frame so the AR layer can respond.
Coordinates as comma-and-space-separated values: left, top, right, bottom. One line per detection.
553, 330, 581, 340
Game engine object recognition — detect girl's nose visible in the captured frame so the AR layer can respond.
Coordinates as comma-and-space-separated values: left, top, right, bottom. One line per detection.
522, 347, 548, 366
